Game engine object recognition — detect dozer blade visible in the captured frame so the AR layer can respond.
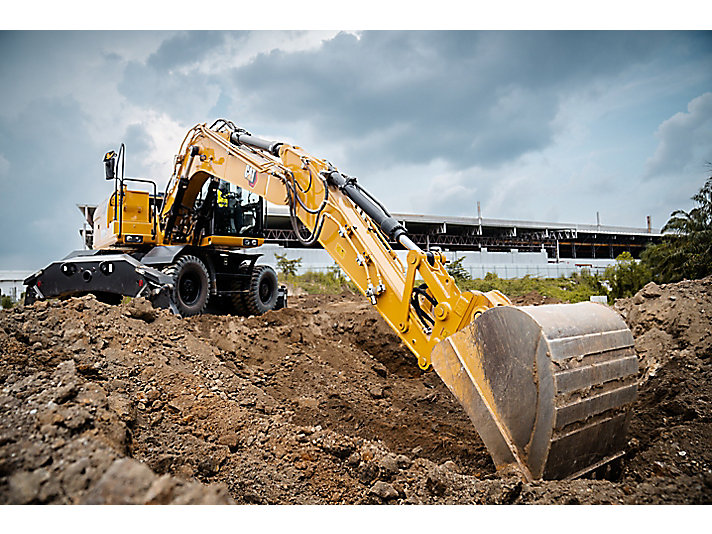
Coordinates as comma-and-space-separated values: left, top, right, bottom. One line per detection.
431, 302, 638, 481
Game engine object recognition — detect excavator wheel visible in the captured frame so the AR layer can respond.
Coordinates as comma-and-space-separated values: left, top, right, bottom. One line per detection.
163, 255, 210, 317
243, 265, 279, 316
431, 301, 638, 481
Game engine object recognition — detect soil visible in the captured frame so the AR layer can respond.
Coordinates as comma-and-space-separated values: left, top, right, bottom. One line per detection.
1, 278, 711, 504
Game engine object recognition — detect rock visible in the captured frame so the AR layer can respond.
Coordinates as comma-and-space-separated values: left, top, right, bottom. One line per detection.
442, 460, 459, 473
378, 455, 400, 477
395, 454, 412, 469
359, 462, 380, 485
7, 469, 47, 504
641, 282, 662, 298
102, 421, 131, 455
197, 453, 225, 477
317, 433, 355, 459
54, 382, 79, 404
56, 359, 78, 380
143, 475, 179, 504
36, 470, 60, 503
61, 458, 93, 494
218, 432, 239, 449
76, 384, 109, 409
368, 386, 384, 399
36, 406, 62, 428
23, 443, 52, 470
82, 458, 156, 504
62, 323, 86, 343
369, 481, 399, 500
371, 362, 388, 377
426, 466, 449, 496
126, 298, 157, 323
145, 388, 160, 403
108, 393, 136, 424
346, 452, 361, 466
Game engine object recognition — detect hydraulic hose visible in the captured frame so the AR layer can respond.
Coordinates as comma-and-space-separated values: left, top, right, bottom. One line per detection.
324, 169, 413, 248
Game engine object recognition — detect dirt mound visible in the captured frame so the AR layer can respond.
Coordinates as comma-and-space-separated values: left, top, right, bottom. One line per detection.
614, 277, 712, 487
1, 280, 711, 504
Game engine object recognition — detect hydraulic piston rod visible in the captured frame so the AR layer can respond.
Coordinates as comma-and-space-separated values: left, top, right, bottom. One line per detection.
229, 131, 282, 157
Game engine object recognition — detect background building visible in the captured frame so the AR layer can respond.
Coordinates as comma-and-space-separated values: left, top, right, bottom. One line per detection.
0, 271, 34, 302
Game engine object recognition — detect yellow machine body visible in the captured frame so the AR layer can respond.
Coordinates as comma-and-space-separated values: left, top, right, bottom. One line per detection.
93, 188, 159, 249
92, 185, 264, 251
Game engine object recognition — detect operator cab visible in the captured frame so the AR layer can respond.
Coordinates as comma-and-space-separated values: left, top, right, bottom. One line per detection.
93, 143, 266, 250
194, 178, 265, 248
211, 180, 264, 238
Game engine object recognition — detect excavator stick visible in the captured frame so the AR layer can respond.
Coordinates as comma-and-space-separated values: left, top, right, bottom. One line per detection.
431, 301, 638, 481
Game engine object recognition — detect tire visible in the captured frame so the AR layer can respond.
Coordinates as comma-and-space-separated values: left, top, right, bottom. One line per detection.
163, 255, 210, 317
244, 265, 279, 316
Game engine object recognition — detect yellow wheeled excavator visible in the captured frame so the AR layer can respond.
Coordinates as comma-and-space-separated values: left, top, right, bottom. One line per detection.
25, 119, 638, 481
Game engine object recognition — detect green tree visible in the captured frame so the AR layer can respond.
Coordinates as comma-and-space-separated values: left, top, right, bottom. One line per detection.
274, 253, 302, 278
641, 175, 712, 283
603, 252, 652, 299
446, 256, 471, 283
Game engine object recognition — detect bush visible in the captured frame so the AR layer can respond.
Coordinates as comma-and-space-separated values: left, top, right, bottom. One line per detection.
603, 252, 652, 300
1, 295, 14, 309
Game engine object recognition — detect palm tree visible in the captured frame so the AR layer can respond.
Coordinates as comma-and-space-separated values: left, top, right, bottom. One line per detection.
642, 175, 712, 283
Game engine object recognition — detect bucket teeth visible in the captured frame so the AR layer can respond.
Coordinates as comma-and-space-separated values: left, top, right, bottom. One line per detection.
430, 302, 638, 481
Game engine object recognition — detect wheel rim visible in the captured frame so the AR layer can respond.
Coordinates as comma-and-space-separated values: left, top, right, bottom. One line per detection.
179, 271, 201, 305
259, 278, 273, 304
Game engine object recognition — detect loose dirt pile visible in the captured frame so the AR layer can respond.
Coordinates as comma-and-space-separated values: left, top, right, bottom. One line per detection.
1, 278, 711, 504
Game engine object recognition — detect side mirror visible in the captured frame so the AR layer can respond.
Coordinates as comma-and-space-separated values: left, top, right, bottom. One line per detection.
104, 151, 117, 180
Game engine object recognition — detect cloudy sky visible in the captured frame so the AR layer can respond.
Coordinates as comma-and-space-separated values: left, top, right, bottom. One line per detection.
1, 30, 711, 270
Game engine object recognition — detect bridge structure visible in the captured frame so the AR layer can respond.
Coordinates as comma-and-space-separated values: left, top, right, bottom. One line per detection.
264, 206, 662, 261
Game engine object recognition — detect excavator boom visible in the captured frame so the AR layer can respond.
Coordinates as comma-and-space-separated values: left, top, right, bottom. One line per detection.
130, 121, 642, 480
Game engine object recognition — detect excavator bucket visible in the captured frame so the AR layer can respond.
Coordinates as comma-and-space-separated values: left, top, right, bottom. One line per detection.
430, 302, 638, 481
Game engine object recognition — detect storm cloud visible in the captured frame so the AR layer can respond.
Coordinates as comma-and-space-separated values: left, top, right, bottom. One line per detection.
227, 32, 672, 168
1, 30, 711, 270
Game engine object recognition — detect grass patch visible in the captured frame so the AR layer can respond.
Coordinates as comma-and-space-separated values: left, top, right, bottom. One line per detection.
281, 269, 358, 295
281, 268, 607, 303
459, 271, 606, 303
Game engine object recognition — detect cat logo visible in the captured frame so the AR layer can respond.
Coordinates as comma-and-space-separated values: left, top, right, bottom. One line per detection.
244, 165, 257, 187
